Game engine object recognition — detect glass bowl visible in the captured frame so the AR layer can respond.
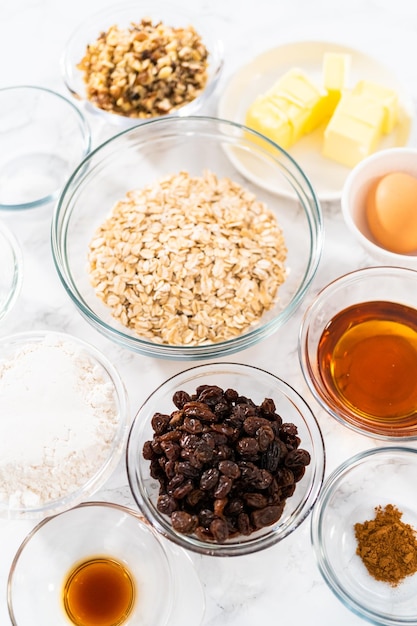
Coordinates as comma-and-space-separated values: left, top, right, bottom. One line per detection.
51, 115, 323, 360
0, 221, 22, 322
7, 502, 178, 626
299, 266, 417, 439
311, 447, 417, 626
126, 362, 325, 557
0, 86, 91, 210
341, 147, 417, 268
0, 330, 129, 520
61, 1, 224, 127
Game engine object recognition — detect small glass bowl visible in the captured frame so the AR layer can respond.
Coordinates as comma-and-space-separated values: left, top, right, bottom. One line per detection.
61, 1, 224, 127
126, 362, 325, 557
341, 147, 417, 268
0, 86, 91, 210
298, 266, 417, 439
7, 502, 175, 626
311, 447, 417, 626
0, 221, 22, 322
51, 115, 323, 360
0, 331, 129, 520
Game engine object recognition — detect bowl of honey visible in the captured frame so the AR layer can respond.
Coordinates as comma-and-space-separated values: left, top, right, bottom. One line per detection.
7, 501, 205, 625
298, 266, 417, 439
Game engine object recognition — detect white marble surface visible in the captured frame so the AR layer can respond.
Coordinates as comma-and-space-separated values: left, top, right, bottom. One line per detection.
1, 0, 417, 624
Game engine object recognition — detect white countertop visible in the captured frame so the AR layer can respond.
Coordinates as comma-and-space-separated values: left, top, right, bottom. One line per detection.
1, 0, 417, 624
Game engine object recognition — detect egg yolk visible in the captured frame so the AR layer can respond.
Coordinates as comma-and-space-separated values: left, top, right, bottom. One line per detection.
365, 171, 417, 254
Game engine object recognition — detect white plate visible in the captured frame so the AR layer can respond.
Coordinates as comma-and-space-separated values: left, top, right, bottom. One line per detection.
218, 41, 414, 202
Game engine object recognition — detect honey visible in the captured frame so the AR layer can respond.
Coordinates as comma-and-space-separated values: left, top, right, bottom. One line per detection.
317, 301, 417, 428
63, 557, 135, 626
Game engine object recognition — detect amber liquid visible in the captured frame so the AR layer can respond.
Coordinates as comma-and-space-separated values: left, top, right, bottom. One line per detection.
317, 301, 417, 430
63, 557, 135, 626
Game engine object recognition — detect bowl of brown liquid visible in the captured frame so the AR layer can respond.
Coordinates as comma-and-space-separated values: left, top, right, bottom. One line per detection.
298, 266, 417, 439
7, 501, 205, 625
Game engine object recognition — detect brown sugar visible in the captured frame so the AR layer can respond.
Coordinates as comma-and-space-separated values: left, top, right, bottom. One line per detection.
354, 504, 417, 586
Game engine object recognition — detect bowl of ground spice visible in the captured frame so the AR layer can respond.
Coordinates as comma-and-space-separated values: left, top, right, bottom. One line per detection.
311, 446, 417, 626
0, 331, 129, 519
61, 2, 223, 126
51, 115, 323, 360
126, 362, 325, 556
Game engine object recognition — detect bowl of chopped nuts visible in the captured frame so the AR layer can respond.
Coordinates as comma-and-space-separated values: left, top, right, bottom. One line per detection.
61, 2, 224, 126
51, 115, 323, 360
126, 362, 325, 557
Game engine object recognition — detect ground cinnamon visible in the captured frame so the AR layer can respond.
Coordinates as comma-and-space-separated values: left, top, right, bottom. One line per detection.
354, 504, 417, 586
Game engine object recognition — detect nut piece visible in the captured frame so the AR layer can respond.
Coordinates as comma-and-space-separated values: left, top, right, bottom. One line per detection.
88, 170, 288, 346
77, 17, 209, 118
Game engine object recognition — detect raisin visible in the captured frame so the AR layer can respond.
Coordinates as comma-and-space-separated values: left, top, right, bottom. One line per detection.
182, 416, 203, 434
173, 479, 194, 500
213, 475, 233, 499
218, 460, 240, 479
142, 440, 155, 460
172, 390, 191, 409
171, 511, 199, 534
257, 424, 275, 451
200, 467, 220, 491
151, 412, 171, 435
251, 503, 285, 529
259, 397, 276, 416
210, 517, 229, 542
157, 494, 178, 515
160, 440, 180, 460
196, 385, 224, 406
284, 448, 311, 468
183, 401, 217, 422
237, 512, 252, 535
236, 437, 259, 457
243, 492, 268, 509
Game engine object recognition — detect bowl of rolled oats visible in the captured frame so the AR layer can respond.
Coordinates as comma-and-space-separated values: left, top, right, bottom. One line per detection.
126, 362, 325, 556
51, 115, 323, 359
61, 2, 224, 126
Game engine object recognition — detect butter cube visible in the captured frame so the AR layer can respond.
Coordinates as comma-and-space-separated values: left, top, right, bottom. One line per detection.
322, 93, 385, 167
352, 79, 398, 133
245, 97, 292, 149
322, 52, 351, 92
322, 52, 351, 111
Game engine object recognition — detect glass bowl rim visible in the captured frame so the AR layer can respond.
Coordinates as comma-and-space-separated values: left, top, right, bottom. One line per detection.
51, 114, 324, 360
60, 0, 225, 125
298, 264, 417, 441
7, 500, 175, 626
0, 329, 130, 519
0, 84, 91, 211
0, 220, 23, 321
310, 445, 417, 626
126, 360, 326, 557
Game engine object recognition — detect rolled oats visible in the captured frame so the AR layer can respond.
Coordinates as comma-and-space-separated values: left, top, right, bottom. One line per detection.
77, 18, 209, 118
88, 170, 288, 346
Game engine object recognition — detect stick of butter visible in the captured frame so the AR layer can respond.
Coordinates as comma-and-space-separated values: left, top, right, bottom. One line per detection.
245, 68, 332, 150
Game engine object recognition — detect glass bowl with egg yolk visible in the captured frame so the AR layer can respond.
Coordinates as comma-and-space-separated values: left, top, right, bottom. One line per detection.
298, 265, 417, 440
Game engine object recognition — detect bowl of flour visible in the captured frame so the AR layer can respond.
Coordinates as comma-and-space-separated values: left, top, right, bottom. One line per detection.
0, 330, 129, 519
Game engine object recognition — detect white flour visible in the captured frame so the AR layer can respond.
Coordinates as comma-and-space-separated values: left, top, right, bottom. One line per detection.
0, 337, 120, 510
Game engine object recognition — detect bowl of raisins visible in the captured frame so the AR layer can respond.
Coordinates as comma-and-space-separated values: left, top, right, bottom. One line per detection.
126, 362, 325, 556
